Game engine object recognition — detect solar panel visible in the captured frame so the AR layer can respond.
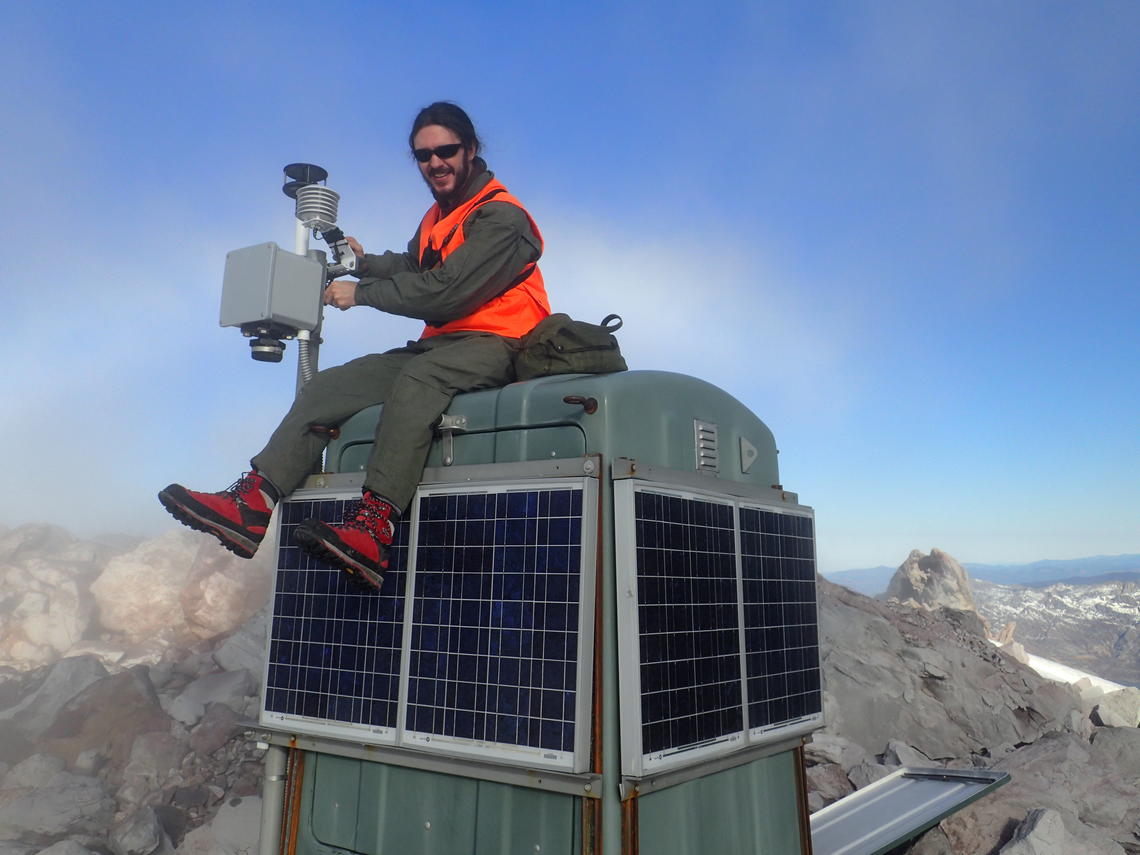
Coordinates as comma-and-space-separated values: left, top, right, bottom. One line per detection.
401, 484, 590, 769
264, 492, 409, 742
633, 490, 743, 762
739, 506, 822, 735
615, 480, 821, 777
262, 479, 596, 772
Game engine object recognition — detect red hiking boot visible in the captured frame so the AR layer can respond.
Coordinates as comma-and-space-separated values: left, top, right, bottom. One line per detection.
158, 472, 280, 559
293, 491, 395, 590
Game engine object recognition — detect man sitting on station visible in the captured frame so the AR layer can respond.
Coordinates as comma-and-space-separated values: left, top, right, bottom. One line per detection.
160, 101, 550, 591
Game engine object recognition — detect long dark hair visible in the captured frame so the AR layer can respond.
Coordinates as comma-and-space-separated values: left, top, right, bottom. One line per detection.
409, 102, 481, 155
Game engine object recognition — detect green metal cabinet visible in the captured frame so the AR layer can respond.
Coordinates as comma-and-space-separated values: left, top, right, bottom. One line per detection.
257, 371, 819, 855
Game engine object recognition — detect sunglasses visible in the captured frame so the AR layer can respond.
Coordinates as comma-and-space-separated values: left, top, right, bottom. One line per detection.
413, 143, 465, 163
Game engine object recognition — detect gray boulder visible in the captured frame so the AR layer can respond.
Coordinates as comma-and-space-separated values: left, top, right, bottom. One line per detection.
846, 760, 895, 789
0, 769, 114, 844
173, 796, 261, 855
116, 731, 190, 813
189, 703, 242, 757
804, 732, 868, 769
35, 843, 100, 855
880, 740, 931, 767
110, 806, 173, 855
41, 666, 171, 777
90, 530, 271, 649
36, 843, 101, 855
1091, 687, 1140, 728
805, 763, 852, 811
0, 656, 107, 747
165, 670, 255, 727
211, 605, 269, 681
1, 753, 66, 788
997, 808, 1126, 855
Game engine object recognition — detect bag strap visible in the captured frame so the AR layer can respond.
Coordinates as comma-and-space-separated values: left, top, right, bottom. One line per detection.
600, 314, 623, 332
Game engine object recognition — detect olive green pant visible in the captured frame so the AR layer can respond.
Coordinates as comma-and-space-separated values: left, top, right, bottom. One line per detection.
251, 332, 517, 513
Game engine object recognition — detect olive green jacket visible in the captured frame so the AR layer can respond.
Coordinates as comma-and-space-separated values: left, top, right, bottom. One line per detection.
352, 160, 542, 328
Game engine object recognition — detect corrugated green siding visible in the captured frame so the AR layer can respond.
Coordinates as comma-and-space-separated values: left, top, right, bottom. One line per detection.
637, 753, 805, 855
298, 754, 580, 855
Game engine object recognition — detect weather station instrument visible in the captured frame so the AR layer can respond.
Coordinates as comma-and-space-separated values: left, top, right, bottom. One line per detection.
219, 163, 355, 373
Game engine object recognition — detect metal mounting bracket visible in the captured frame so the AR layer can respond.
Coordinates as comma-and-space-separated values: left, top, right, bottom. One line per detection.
436, 414, 468, 466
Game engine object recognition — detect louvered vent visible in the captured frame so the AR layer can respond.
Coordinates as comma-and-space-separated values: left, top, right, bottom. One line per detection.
694, 419, 719, 473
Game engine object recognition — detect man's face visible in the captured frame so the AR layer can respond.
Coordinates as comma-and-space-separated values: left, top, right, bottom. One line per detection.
413, 124, 473, 205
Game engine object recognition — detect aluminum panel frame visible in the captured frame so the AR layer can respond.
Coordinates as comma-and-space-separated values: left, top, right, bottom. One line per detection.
261, 475, 599, 776
614, 477, 824, 781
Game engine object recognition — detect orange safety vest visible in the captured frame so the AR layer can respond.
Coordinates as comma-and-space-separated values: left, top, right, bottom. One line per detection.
417, 178, 551, 339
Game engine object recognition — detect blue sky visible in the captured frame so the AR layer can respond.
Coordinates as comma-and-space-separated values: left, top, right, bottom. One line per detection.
1, 1, 1136, 573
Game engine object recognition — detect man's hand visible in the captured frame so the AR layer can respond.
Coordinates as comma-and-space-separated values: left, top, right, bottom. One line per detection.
346, 236, 364, 258
323, 281, 357, 310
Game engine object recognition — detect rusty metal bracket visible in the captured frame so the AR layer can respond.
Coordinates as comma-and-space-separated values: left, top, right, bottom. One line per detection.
563, 395, 598, 414
307, 423, 341, 440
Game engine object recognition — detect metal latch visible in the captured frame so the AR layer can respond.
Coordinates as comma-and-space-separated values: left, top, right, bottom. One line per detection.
436, 414, 468, 466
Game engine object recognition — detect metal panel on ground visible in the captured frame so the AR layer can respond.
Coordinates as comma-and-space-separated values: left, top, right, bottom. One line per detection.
810, 768, 1011, 855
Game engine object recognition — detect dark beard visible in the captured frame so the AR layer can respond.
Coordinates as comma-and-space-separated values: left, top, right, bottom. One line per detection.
429, 157, 476, 213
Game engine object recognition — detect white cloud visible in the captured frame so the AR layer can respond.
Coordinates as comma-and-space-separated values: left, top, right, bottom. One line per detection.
538, 214, 864, 419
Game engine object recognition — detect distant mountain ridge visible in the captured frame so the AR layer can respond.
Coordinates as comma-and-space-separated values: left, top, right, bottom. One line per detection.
972, 576, 1140, 688
824, 553, 1140, 597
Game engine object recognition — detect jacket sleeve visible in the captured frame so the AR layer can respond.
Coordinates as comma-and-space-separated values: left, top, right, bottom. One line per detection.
354, 232, 420, 279
352, 201, 541, 322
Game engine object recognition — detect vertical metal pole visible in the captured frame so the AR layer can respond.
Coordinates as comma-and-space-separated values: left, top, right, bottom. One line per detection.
601, 467, 623, 853
259, 744, 288, 855
293, 220, 315, 396
293, 218, 310, 256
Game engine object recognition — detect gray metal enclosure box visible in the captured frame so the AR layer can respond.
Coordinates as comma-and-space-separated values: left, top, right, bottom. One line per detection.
220, 241, 323, 331
257, 370, 821, 855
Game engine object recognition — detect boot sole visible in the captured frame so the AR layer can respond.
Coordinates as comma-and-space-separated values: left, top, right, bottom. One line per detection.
158, 486, 260, 559
293, 522, 385, 591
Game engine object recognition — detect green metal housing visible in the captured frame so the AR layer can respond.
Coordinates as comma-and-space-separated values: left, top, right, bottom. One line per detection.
328, 370, 780, 488
260, 370, 817, 855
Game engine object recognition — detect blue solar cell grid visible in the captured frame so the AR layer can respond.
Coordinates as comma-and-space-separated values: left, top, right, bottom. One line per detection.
739, 508, 822, 731
621, 483, 822, 775
405, 487, 584, 757
633, 490, 743, 756
262, 482, 590, 769
264, 495, 409, 735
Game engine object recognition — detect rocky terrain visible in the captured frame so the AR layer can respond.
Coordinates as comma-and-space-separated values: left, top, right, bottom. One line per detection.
0, 523, 275, 855
817, 547, 1140, 853
1, 527, 1138, 855
974, 576, 1140, 688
